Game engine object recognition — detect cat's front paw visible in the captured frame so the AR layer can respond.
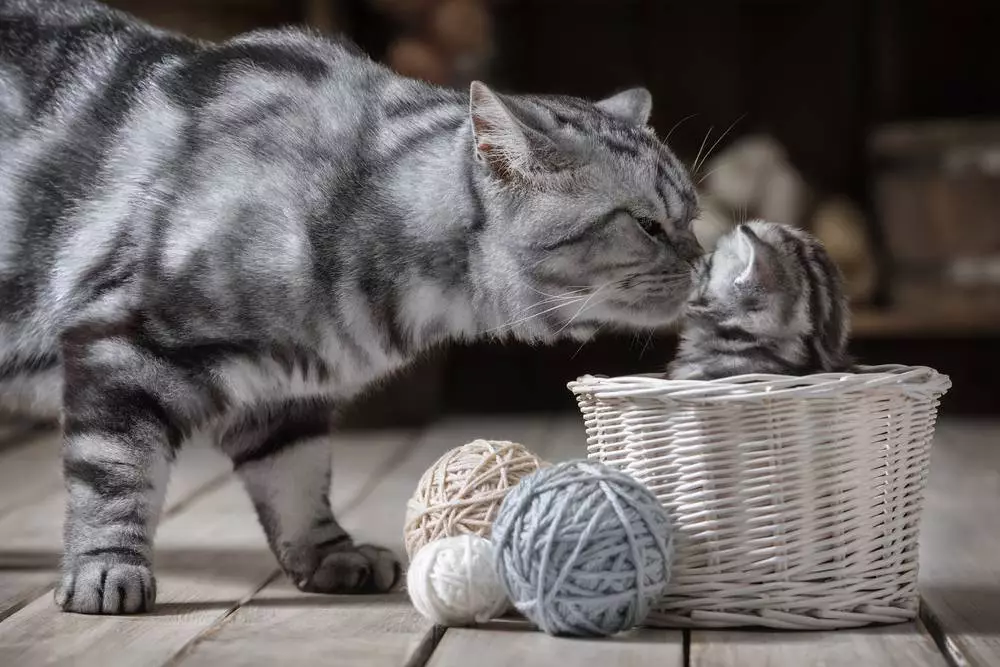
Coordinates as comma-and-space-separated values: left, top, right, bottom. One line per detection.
56, 560, 156, 614
293, 544, 401, 594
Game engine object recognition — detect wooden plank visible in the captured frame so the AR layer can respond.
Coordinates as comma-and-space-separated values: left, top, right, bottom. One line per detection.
0, 420, 53, 454
174, 584, 431, 667
0, 572, 54, 623
329, 428, 421, 517
690, 623, 948, 667
0, 437, 232, 620
0, 476, 276, 667
541, 414, 588, 463
427, 620, 684, 667
0, 429, 62, 518
918, 420, 1000, 667
172, 417, 556, 667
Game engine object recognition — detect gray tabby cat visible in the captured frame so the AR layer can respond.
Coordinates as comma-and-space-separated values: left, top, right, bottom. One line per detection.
669, 221, 850, 380
0, 0, 701, 614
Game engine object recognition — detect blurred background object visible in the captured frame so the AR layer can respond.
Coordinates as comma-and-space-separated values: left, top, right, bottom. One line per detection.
103, 0, 1000, 417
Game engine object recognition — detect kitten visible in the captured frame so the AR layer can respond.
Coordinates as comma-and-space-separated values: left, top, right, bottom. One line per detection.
0, 0, 701, 614
669, 221, 850, 380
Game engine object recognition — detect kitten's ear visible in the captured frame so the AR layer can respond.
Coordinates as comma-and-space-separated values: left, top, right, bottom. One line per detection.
596, 88, 652, 125
469, 81, 560, 182
734, 224, 778, 288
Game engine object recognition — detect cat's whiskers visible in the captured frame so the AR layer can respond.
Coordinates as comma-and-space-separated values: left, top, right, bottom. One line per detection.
691, 126, 714, 178
555, 280, 615, 335
619, 274, 691, 291
488, 296, 588, 336
524, 284, 595, 300
570, 285, 651, 358
507, 284, 598, 320
694, 114, 745, 177
665, 113, 698, 143
507, 295, 586, 321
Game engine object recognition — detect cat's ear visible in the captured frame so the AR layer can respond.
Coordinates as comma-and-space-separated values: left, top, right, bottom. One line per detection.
734, 224, 778, 288
469, 81, 561, 182
596, 88, 652, 125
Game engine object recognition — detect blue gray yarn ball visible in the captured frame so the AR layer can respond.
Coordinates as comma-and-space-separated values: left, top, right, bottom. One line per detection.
491, 460, 673, 637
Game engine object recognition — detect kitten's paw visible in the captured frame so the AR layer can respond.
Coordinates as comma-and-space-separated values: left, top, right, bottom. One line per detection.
56, 560, 156, 614
294, 544, 401, 594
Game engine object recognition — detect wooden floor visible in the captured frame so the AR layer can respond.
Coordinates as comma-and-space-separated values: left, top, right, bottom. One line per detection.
0, 415, 996, 666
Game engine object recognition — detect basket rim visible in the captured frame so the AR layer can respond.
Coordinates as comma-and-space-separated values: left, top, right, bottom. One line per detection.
567, 364, 952, 402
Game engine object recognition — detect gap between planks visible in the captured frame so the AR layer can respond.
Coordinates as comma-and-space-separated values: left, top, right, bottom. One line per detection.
425, 620, 683, 667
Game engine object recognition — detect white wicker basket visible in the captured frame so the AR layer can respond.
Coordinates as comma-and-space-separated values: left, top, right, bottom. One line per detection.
568, 365, 951, 630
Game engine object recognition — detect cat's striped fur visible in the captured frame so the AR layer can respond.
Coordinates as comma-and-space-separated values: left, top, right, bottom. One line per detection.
669, 221, 850, 380
1, 0, 701, 614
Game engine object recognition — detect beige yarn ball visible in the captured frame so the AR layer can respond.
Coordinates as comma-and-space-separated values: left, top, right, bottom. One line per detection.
404, 440, 546, 558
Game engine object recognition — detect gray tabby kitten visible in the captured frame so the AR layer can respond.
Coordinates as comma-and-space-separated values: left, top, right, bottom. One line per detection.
1, 0, 701, 614
669, 221, 850, 380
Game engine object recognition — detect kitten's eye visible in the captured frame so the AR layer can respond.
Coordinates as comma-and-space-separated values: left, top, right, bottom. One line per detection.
635, 216, 667, 241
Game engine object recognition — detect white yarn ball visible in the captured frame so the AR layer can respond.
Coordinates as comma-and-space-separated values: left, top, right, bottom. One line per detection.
406, 534, 508, 626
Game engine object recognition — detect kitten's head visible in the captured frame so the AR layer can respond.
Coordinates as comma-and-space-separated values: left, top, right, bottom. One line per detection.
468, 82, 703, 340
691, 220, 849, 349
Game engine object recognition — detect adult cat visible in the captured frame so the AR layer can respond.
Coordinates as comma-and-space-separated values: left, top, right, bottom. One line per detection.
0, 0, 701, 614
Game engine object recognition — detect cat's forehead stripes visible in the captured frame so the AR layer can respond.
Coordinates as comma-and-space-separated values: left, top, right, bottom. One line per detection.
531, 98, 696, 224
654, 155, 696, 225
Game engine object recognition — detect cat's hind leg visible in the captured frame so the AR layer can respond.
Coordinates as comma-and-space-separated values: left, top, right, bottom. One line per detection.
218, 399, 400, 594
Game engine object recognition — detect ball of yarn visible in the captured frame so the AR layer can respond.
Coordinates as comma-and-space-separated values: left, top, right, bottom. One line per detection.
492, 460, 673, 637
407, 534, 508, 626
404, 440, 546, 558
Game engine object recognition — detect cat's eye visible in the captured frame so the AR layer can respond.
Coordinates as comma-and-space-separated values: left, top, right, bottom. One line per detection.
635, 216, 667, 241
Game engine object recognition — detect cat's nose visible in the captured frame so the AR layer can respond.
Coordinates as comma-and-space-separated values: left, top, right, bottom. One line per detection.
678, 232, 705, 263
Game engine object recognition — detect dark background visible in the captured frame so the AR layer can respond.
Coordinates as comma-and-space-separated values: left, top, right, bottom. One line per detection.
106, 0, 1000, 420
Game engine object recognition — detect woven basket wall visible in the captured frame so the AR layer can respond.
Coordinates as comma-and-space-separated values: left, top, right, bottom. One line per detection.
568, 365, 951, 630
